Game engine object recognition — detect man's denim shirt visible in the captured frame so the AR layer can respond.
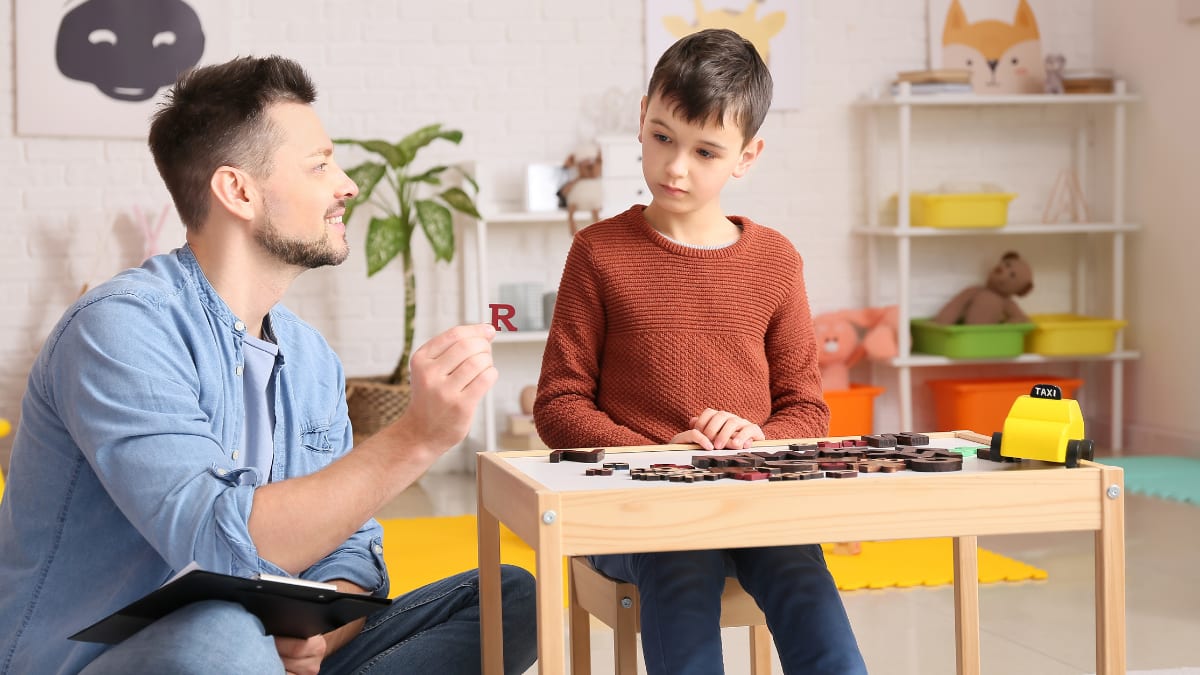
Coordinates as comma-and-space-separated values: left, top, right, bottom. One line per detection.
0, 246, 387, 674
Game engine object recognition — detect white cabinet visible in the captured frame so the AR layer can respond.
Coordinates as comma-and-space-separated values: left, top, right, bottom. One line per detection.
597, 133, 649, 218
856, 82, 1140, 450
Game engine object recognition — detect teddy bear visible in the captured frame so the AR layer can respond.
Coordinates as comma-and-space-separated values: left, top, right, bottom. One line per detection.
557, 142, 603, 235
812, 306, 899, 392
933, 251, 1033, 325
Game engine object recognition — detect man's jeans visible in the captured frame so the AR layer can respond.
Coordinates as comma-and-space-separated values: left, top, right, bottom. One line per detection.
81, 565, 537, 674
590, 545, 868, 675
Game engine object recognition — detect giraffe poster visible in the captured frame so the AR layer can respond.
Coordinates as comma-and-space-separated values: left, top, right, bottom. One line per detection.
645, 0, 805, 110
16, 0, 232, 138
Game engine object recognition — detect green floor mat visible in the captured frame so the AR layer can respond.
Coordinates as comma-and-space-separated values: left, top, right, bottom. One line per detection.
1099, 456, 1200, 505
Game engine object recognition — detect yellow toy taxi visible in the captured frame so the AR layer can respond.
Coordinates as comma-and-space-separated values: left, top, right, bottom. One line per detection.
986, 383, 1095, 468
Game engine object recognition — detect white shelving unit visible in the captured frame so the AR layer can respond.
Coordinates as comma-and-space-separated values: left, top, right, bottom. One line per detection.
465, 209, 567, 453
468, 136, 648, 453
857, 82, 1140, 450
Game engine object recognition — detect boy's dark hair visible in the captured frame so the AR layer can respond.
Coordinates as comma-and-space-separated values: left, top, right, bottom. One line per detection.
148, 55, 316, 230
646, 28, 773, 145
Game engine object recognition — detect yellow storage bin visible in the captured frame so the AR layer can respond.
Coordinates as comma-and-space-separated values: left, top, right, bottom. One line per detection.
910, 192, 1016, 228
1025, 314, 1128, 355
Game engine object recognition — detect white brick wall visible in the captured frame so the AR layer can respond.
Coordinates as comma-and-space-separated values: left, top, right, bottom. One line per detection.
1, 0, 1140, 470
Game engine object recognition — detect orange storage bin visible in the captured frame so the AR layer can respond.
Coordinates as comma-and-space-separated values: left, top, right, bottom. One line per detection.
927, 376, 1082, 435
824, 384, 885, 436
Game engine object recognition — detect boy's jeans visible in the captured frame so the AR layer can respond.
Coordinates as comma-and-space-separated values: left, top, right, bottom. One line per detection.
590, 545, 868, 675
82, 565, 537, 675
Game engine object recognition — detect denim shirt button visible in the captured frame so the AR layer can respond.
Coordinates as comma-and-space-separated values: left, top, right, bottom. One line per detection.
235, 365, 244, 377
234, 320, 246, 332
231, 450, 239, 460
373, 544, 383, 554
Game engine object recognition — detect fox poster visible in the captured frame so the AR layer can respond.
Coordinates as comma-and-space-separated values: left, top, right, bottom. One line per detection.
927, 0, 1049, 94
645, 0, 805, 110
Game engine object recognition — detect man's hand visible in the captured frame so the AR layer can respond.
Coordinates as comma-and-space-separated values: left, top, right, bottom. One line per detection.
275, 634, 326, 675
670, 409, 765, 450
274, 579, 366, 674
398, 323, 498, 452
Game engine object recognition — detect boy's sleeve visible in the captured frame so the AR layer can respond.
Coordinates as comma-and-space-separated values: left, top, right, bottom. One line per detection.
761, 253, 831, 439
533, 235, 655, 449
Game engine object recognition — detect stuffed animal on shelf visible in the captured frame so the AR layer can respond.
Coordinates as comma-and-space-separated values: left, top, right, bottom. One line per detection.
557, 142, 603, 235
933, 251, 1034, 325
1043, 53, 1066, 94
811, 306, 899, 392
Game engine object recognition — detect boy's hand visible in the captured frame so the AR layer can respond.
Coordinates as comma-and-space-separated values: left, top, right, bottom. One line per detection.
669, 428, 717, 450
675, 409, 765, 450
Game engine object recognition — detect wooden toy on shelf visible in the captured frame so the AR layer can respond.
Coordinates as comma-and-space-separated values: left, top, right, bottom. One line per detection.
1042, 168, 1091, 224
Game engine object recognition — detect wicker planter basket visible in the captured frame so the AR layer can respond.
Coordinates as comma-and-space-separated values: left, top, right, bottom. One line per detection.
346, 376, 412, 444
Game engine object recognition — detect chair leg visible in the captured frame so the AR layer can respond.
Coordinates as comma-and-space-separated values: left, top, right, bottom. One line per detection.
569, 593, 593, 675
749, 624, 772, 675
613, 594, 639, 675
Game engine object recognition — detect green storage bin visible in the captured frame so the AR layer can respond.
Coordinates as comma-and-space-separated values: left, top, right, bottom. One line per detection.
910, 319, 1034, 358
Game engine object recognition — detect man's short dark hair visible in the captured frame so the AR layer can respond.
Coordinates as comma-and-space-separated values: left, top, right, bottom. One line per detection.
646, 28, 773, 145
148, 55, 316, 230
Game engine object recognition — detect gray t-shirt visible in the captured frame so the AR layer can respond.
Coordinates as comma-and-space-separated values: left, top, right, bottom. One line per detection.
239, 329, 279, 483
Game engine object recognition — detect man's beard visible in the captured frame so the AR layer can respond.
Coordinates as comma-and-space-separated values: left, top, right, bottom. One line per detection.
255, 212, 349, 269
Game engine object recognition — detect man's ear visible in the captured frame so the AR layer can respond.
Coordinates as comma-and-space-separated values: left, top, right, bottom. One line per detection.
637, 95, 649, 144
210, 165, 257, 222
732, 136, 764, 178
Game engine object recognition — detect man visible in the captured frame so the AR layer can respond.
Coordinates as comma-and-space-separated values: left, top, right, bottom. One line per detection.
0, 55, 536, 675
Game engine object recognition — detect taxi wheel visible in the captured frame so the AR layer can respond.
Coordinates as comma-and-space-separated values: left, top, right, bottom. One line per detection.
988, 432, 1004, 462
1079, 439, 1096, 462
1065, 440, 1082, 468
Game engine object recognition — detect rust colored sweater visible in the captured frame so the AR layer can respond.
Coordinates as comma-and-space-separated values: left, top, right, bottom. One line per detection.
534, 206, 829, 449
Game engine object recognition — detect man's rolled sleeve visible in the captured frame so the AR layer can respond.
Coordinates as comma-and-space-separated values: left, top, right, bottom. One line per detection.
302, 519, 389, 597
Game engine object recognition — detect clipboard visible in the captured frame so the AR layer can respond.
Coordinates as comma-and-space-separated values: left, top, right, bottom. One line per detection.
69, 569, 391, 644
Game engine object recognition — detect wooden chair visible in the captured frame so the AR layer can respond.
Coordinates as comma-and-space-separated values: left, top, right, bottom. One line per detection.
568, 556, 773, 675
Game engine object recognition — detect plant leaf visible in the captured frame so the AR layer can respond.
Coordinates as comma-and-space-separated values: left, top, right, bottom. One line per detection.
455, 168, 480, 193
341, 162, 388, 223
395, 124, 463, 167
411, 165, 450, 185
415, 199, 455, 262
439, 187, 480, 219
365, 214, 407, 277
334, 139, 406, 169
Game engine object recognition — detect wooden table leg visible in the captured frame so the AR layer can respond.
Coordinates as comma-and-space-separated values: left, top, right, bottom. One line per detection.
535, 508, 565, 674
568, 559, 593, 675
1095, 466, 1127, 675
953, 535, 981, 675
478, 480, 504, 674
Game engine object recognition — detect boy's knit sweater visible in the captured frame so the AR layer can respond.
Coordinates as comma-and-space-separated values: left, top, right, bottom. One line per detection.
534, 205, 829, 449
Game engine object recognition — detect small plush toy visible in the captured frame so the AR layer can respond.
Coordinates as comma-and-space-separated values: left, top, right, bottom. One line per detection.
1043, 53, 1066, 94
812, 306, 899, 392
933, 251, 1034, 325
557, 142, 603, 235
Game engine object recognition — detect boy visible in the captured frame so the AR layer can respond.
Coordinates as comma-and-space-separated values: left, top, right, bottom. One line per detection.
534, 29, 867, 674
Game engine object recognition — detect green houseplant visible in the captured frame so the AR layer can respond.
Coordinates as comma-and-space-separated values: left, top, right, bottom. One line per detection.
335, 124, 480, 436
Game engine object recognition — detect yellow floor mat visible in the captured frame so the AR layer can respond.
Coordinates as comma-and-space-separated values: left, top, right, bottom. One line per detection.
380, 515, 1046, 599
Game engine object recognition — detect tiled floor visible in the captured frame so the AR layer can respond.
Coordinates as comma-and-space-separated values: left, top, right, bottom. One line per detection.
380, 458, 1200, 674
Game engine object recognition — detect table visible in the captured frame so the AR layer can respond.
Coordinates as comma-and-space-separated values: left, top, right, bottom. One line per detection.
477, 431, 1126, 674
